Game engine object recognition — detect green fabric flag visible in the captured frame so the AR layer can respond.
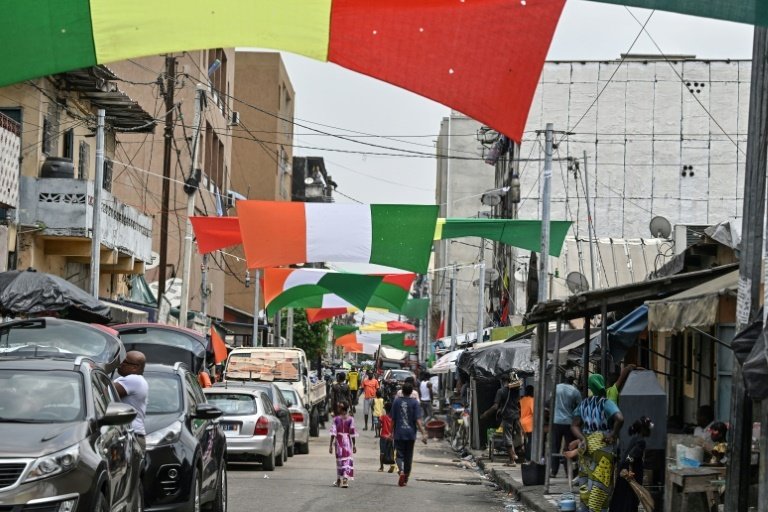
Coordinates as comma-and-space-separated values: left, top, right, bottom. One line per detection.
401, 298, 429, 320
587, 0, 768, 26
332, 324, 359, 339
436, 219, 572, 257
381, 333, 417, 353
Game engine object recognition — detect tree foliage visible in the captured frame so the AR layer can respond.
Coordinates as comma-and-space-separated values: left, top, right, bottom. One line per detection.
282, 308, 329, 363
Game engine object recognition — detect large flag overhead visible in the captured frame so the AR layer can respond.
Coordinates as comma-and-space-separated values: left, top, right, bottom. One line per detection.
3, 0, 566, 141
307, 307, 354, 324
238, 202, 438, 273
335, 332, 416, 353
587, 0, 768, 26
190, 217, 242, 254
262, 268, 382, 317
360, 321, 417, 333
435, 218, 572, 257
401, 298, 430, 320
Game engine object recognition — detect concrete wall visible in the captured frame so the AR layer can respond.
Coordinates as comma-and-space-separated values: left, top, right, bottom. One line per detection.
433, 113, 495, 335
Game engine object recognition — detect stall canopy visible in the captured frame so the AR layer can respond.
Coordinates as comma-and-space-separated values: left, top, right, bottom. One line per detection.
607, 305, 649, 362
647, 270, 738, 332
430, 349, 463, 375
457, 340, 535, 382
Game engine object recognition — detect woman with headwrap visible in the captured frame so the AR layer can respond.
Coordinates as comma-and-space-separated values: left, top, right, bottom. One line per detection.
572, 374, 624, 512
609, 416, 653, 512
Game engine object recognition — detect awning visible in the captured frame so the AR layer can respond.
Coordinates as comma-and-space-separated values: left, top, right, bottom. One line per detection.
731, 317, 768, 400
457, 340, 535, 382
607, 305, 648, 362
430, 349, 463, 374
647, 270, 738, 332
102, 300, 148, 324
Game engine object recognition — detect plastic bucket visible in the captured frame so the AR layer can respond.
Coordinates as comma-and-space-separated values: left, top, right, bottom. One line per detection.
426, 419, 446, 439
521, 462, 546, 486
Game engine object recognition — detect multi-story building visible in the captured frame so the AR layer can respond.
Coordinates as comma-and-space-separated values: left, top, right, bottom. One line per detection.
0, 112, 20, 271
223, 51, 296, 332
0, 66, 155, 309
433, 56, 747, 331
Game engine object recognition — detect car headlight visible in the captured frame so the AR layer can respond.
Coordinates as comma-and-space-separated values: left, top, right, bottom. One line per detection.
145, 421, 182, 448
23, 444, 80, 483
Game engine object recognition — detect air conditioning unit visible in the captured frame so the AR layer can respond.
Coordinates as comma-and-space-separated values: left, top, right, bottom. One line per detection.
229, 111, 240, 126
674, 224, 711, 254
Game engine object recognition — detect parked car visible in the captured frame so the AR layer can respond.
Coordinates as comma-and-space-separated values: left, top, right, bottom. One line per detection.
204, 386, 286, 471
274, 382, 310, 455
115, 323, 210, 373
0, 317, 125, 372
0, 356, 143, 511
383, 369, 417, 384
143, 363, 227, 511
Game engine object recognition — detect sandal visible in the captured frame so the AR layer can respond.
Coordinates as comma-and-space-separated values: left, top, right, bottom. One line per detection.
341, 478, 349, 488
332, 480, 341, 487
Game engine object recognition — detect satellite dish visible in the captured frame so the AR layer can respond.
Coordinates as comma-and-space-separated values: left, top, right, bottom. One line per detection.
145, 251, 160, 270
486, 268, 500, 282
649, 216, 672, 238
566, 271, 590, 294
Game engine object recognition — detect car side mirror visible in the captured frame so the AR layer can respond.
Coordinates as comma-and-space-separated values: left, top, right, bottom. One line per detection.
99, 402, 137, 427
194, 403, 224, 420
277, 408, 289, 419
286, 400, 293, 407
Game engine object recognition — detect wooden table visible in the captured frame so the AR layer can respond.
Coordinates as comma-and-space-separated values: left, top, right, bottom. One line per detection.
664, 466, 726, 512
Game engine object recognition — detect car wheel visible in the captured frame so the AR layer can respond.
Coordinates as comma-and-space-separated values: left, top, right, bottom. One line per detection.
262, 444, 276, 471
297, 442, 310, 455
309, 408, 320, 437
93, 490, 109, 512
275, 442, 285, 467
287, 437, 295, 457
205, 463, 227, 512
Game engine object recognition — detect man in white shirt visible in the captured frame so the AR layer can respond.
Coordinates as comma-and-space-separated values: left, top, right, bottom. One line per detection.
113, 350, 149, 448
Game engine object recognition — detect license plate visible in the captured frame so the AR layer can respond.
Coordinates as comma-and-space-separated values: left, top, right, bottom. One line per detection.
221, 423, 240, 433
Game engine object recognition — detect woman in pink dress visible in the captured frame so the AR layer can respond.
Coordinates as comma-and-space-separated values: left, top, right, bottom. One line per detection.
329, 401, 357, 488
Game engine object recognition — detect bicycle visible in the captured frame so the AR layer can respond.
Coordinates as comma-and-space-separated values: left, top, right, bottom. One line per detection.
450, 406, 471, 453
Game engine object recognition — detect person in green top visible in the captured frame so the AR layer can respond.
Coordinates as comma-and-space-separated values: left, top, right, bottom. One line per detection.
606, 364, 640, 405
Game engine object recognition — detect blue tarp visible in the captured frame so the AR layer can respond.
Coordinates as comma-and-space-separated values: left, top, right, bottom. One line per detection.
607, 305, 648, 362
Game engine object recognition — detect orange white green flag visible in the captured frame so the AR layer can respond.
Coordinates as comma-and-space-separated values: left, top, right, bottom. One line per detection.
237, 202, 438, 273
262, 268, 382, 317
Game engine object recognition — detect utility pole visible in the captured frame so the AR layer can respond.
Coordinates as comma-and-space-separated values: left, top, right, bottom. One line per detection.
531, 123, 553, 465
476, 238, 486, 346
449, 266, 458, 351
582, 151, 597, 291
178, 84, 206, 326
89, 109, 105, 297
158, 55, 176, 306
200, 254, 209, 316
252, 269, 261, 346
727, 25, 768, 512
286, 308, 294, 347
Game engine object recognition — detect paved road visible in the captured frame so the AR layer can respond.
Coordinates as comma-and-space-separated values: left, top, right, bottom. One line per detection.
226, 409, 519, 512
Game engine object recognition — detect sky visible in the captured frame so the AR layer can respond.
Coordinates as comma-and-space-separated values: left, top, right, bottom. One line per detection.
268, 1, 754, 207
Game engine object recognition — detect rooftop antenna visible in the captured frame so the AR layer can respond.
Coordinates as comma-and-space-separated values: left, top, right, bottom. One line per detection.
649, 216, 672, 239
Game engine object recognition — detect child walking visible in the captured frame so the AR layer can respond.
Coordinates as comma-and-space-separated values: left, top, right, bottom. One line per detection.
378, 401, 396, 473
372, 390, 385, 438
329, 402, 357, 488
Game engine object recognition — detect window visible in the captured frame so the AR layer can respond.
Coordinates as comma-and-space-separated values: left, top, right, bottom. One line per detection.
261, 396, 275, 416
103, 158, 113, 192
92, 372, 112, 417
0, 108, 21, 124
206, 48, 228, 112
78, 141, 90, 179
62, 129, 74, 159
42, 116, 52, 155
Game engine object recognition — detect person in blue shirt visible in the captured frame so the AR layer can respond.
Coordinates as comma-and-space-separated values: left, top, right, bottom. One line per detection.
390, 382, 427, 487
551, 370, 582, 477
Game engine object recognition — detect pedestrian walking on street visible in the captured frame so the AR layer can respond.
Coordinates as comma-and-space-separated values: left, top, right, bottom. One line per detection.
519, 385, 534, 461
391, 382, 428, 486
330, 372, 352, 416
362, 371, 379, 430
572, 374, 624, 512
378, 401, 396, 473
609, 416, 653, 512
419, 374, 434, 421
113, 350, 149, 449
551, 370, 582, 477
372, 390, 385, 437
347, 368, 360, 413
329, 401, 357, 488
480, 372, 523, 466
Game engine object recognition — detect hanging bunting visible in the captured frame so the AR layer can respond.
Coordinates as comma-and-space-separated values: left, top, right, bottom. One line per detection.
332, 324, 359, 339
435, 218, 572, 257
360, 321, 417, 333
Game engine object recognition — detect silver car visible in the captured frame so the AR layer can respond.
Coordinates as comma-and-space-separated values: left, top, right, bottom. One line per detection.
274, 383, 310, 455
203, 387, 286, 471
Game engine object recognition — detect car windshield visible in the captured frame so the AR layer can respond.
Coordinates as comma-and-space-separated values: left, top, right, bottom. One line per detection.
145, 374, 183, 414
0, 370, 84, 423
279, 388, 299, 407
205, 393, 257, 415
0, 322, 113, 363
119, 328, 204, 354
389, 370, 412, 381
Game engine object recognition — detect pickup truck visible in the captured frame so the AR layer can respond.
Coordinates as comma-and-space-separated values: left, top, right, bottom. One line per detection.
223, 347, 327, 436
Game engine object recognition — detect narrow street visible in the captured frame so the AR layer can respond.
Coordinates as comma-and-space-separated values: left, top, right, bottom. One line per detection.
227, 409, 522, 512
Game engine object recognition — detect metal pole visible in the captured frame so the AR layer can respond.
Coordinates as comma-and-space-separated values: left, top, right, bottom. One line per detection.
531, 123, 553, 464
545, 318, 563, 493
275, 310, 282, 346
200, 254, 209, 316
582, 151, 597, 290
89, 109, 105, 297
286, 308, 294, 348
158, 55, 176, 303
476, 239, 486, 345
178, 84, 205, 327
471, 378, 480, 450
252, 268, 261, 346
449, 266, 458, 351
582, 317, 591, 396
600, 301, 609, 376
728, 25, 768, 512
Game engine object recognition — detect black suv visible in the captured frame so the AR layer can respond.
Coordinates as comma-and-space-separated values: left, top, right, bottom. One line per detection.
143, 363, 226, 511
0, 356, 143, 511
